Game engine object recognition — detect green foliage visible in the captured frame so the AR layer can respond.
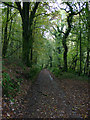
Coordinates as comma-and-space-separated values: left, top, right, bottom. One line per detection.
50, 67, 88, 82
49, 64, 88, 82
2, 2, 89, 78
61, 72, 89, 82
2, 72, 23, 98
50, 67, 62, 77
30, 65, 42, 80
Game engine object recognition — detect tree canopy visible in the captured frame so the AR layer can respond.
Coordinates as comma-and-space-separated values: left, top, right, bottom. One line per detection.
1, 1, 90, 75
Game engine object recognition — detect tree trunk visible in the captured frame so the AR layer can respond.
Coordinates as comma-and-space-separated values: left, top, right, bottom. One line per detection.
3, 2, 39, 65
62, 2, 84, 72
22, 24, 30, 66
2, 6, 9, 57
57, 47, 61, 68
30, 46, 33, 67
49, 56, 52, 67
15, 2, 39, 66
86, 2, 90, 76
22, 2, 30, 66
79, 24, 82, 74
70, 52, 78, 70
62, 14, 73, 71
79, 4, 82, 74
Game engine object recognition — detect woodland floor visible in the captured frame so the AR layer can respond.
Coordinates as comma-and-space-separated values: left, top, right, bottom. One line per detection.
2, 64, 89, 119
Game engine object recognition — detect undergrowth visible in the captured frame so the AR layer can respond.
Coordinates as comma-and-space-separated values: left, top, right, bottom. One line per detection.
30, 65, 42, 82
50, 67, 89, 82
2, 58, 42, 100
2, 72, 23, 99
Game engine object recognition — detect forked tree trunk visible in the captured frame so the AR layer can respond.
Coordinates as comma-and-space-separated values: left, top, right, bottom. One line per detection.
15, 2, 39, 66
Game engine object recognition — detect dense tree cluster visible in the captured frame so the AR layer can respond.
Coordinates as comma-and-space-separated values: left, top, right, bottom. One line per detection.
1, 1, 90, 76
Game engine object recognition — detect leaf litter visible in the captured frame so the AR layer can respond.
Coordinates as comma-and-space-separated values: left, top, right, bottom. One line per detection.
2, 69, 89, 119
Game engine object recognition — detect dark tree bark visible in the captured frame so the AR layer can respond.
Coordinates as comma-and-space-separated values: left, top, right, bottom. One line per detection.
15, 2, 40, 66
52, 26, 63, 68
2, 6, 9, 57
49, 56, 52, 68
30, 46, 33, 66
22, 2, 30, 66
78, 3, 82, 75
62, 2, 84, 72
52, 2, 84, 72
62, 10, 73, 71
86, 2, 90, 76
57, 47, 61, 68
79, 16, 82, 74
3, 2, 40, 66
70, 52, 78, 70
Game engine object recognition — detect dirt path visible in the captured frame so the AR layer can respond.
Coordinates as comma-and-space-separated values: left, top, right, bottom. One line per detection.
15, 69, 88, 118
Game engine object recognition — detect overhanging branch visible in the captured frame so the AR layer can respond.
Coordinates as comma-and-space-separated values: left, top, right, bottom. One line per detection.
35, 12, 49, 17
5, 45, 22, 58
2, 2, 18, 9
15, 2, 23, 17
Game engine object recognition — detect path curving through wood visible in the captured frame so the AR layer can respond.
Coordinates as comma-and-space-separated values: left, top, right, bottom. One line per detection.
16, 69, 84, 118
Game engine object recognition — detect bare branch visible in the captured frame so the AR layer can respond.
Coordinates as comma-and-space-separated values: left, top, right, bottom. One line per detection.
7, 11, 19, 23
15, 2, 23, 17
52, 26, 57, 32
56, 25, 65, 35
2, 2, 18, 9
35, 12, 49, 17
5, 45, 22, 58
29, 2, 40, 26
60, 8, 70, 13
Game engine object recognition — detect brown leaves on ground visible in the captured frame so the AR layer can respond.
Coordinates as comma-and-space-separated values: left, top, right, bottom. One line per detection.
58, 78, 89, 118
2, 59, 32, 119
2, 66, 89, 119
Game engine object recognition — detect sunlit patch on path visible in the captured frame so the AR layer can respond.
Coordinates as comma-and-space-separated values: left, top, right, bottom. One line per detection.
49, 74, 53, 81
